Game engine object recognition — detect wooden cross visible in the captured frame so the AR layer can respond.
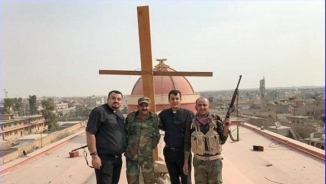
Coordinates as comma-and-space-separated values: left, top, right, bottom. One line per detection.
99, 6, 213, 160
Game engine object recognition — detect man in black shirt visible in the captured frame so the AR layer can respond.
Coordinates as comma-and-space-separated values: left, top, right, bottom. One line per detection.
86, 90, 126, 184
159, 90, 194, 184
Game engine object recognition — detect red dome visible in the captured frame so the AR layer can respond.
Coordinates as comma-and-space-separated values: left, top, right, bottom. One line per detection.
131, 61, 195, 95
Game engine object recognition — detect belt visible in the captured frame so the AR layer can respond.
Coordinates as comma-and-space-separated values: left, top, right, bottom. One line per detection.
195, 154, 222, 161
165, 146, 183, 152
98, 154, 121, 158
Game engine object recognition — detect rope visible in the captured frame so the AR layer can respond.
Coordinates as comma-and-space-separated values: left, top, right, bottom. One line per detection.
70, 145, 94, 168
83, 149, 94, 168
228, 90, 241, 142
228, 125, 240, 142
264, 177, 286, 184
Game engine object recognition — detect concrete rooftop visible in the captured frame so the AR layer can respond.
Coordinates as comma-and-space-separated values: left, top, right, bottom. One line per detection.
0, 123, 324, 184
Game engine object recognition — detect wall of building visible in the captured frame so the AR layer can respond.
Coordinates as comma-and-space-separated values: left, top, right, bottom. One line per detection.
1, 116, 45, 145
267, 126, 291, 137
0, 121, 86, 165
56, 102, 68, 110
242, 109, 277, 119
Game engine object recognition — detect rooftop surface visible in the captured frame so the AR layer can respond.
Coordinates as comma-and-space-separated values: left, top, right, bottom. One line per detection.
0, 123, 324, 184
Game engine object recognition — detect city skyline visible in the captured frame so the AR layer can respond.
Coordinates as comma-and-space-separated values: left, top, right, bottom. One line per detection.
1, 1, 325, 98
2, 85, 324, 99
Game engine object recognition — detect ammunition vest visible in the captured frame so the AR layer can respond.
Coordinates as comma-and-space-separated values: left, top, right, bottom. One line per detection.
190, 119, 222, 155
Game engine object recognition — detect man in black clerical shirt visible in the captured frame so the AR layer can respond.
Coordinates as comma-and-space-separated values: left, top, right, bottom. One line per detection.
159, 89, 194, 184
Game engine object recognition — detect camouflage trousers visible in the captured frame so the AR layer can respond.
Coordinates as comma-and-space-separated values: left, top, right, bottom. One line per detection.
193, 157, 223, 184
126, 158, 154, 184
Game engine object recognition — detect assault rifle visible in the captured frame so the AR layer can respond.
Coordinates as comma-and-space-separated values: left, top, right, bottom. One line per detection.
71, 145, 87, 152
225, 75, 242, 125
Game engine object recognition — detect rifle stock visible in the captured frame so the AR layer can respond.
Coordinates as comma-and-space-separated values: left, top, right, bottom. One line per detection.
225, 75, 242, 124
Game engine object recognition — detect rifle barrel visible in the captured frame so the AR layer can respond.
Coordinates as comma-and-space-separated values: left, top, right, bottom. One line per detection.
225, 75, 242, 120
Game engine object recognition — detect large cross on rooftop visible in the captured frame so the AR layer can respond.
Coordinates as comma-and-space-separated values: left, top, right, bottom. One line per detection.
99, 6, 213, 160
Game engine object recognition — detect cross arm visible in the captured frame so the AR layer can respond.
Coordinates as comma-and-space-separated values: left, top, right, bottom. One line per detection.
99, 70, 142, 76
154, 71, 213, 77
99, 70, 213, 77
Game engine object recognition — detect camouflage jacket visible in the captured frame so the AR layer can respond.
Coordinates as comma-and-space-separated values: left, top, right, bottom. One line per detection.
125, 111, 160, 161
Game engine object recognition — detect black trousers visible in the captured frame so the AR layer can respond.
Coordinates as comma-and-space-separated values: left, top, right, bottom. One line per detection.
94, 155, 122, 184
163, 147, 192, 184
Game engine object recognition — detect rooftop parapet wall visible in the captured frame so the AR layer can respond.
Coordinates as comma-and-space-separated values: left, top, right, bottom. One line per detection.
0, 121, 86, 165
242, 123, 325, 160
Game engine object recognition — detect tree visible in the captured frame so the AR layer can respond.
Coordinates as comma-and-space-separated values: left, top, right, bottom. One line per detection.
75, 105, 91, 117
57, 111, 63, 117
41, 98, 56, 111
41, 98, 58, 131
2, 98, 26, 116
2, 98, 14, 114
22, 100, 30, 116
13, 98, 23, 115
28, 95, 38, 115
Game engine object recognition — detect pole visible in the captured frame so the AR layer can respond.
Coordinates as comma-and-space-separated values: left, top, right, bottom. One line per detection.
236, 90, 239, 117
41, 132, 43, 148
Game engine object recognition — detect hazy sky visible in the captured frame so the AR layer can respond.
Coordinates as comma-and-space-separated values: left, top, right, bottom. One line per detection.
1, 0, 325, 98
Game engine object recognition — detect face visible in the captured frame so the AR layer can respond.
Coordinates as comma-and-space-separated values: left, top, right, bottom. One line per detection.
169, 93, 181, 110
138, 103, 150, 116
195, 98, 210, 116
107, 92, 123, 110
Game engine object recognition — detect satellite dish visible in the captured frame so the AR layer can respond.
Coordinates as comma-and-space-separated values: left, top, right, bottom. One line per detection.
275, 121, 281, 128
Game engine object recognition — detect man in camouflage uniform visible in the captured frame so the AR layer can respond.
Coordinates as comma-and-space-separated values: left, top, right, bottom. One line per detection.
183, 97, 231, 184
125, 97, 161, 184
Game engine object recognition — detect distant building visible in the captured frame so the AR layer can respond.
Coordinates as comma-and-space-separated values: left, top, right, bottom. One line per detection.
0, 114, 46, 149
85, 96, 102, 108
54, 101, 75, 116
266, 90, 285, 100
286, 116, 310, 124
56, 102, 69, 110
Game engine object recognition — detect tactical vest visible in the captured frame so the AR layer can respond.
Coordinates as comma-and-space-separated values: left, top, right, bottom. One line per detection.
191, 119, 222, 155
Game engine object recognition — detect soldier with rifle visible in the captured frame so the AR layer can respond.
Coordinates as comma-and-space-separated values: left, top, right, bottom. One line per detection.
183, 76, 242, 184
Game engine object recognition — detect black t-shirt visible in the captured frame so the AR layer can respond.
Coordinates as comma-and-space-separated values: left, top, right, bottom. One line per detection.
86, 104, 126, 155
158, 108, 194, 148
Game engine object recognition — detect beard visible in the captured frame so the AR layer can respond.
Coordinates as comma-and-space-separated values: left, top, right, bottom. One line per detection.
111, 103, 120, 109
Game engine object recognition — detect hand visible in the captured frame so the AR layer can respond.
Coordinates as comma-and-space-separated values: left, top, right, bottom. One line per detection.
91, 155, 102, 169
183, 163, 189, 175
211, 113, 222, 121
224, 118, 231, 128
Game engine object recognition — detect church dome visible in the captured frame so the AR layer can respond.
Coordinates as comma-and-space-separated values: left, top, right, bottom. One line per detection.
127, 59, 199, 113
131, 60, 195, 95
